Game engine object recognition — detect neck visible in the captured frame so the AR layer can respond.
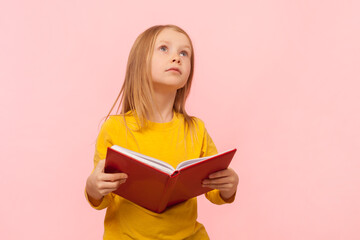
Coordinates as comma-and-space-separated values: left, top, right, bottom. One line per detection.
148, 86, 177, 123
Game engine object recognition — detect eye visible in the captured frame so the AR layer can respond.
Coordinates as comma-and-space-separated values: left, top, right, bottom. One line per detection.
180, 51, 188, 57
159, 45, 168, 52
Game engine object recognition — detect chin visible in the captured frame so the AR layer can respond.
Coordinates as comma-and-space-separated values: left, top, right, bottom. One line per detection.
152, 82, 185, 92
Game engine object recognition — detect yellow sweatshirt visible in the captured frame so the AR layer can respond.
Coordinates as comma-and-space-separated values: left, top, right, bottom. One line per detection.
85, 111, 235, 239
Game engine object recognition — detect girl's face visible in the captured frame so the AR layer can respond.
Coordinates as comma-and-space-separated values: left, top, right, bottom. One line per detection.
151, 28, 192, 92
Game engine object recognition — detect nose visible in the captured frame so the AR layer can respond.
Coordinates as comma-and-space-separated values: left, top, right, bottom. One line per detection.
172, 54, 181, 64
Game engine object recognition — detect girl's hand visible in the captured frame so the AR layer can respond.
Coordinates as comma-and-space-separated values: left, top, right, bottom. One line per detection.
202, 168, 239, 200
86, 159, 128, 204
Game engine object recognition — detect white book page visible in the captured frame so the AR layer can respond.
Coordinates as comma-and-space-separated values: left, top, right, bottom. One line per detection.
176, 156, 209, 170
111, 145, 175, 175
175, 149, 234, 170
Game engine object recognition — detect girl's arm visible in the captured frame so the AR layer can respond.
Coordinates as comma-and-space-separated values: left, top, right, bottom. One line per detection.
86, 159, 128, 206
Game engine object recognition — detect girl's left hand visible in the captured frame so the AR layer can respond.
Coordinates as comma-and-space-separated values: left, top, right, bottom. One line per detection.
202, 168, 239, 200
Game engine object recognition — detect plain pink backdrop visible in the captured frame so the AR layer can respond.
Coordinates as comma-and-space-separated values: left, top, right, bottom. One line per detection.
1, 0, 359, 239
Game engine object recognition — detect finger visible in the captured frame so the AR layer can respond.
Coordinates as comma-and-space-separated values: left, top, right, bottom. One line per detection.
99, 188, 117, 196
202, 186, 232, 191
100, 172, 128, 181
208, 169, 232, 179
202, 183, 234, 190
95, 159, 106, 173
202, 176, 232, 185
100, 181, 127, 195
98, 179, 126, 190
202, 187, 232, 192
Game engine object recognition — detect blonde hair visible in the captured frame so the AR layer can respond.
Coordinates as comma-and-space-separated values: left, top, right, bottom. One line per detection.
106, 24, 197, 136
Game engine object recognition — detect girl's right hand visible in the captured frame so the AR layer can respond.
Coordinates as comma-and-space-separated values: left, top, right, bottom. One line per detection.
86, 159, 128, 203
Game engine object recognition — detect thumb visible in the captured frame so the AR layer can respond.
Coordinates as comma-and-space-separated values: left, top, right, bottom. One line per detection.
95, 159, 106, 173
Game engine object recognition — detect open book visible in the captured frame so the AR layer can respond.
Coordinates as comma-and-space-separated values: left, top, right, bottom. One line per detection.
105, 145, 237, 213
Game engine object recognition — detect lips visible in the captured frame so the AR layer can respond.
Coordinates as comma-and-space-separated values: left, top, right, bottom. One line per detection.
166, 67, 181, 74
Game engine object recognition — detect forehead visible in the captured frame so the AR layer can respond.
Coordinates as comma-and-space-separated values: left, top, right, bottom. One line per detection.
155, 28, 191, 49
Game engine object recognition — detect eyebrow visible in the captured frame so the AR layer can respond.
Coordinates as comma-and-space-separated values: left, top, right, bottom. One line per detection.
157, 40, 191, 51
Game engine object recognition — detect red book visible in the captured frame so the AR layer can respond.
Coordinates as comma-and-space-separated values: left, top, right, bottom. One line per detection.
105, 145, 237, 213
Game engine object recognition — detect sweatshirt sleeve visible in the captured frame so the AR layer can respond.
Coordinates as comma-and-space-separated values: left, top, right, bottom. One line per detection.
85, 117, 117, 210
200, 126, 236, 204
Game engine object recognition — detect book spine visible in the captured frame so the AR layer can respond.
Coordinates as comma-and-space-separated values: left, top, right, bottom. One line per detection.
156, 171, 180, 213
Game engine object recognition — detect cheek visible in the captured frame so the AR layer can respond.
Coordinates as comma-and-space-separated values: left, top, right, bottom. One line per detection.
152, 63, 162, 74
150, 57, 160, 77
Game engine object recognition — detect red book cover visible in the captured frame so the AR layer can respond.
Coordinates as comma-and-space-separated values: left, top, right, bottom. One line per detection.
104, 146, 237, 213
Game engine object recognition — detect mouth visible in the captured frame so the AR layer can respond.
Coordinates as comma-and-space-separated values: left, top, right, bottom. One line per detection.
166, 67, 181, 74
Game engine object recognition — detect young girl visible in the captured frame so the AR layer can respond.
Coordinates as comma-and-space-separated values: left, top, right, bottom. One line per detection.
85, 24, 239, 240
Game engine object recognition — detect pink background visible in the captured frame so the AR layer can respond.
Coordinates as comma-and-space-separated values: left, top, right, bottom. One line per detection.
1, 1, 359, 239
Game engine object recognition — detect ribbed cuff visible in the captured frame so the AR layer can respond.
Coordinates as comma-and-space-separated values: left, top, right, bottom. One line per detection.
84, 189, 111, 210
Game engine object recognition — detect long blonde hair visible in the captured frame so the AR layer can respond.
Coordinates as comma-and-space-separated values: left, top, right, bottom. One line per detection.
106, 24, 197, 135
